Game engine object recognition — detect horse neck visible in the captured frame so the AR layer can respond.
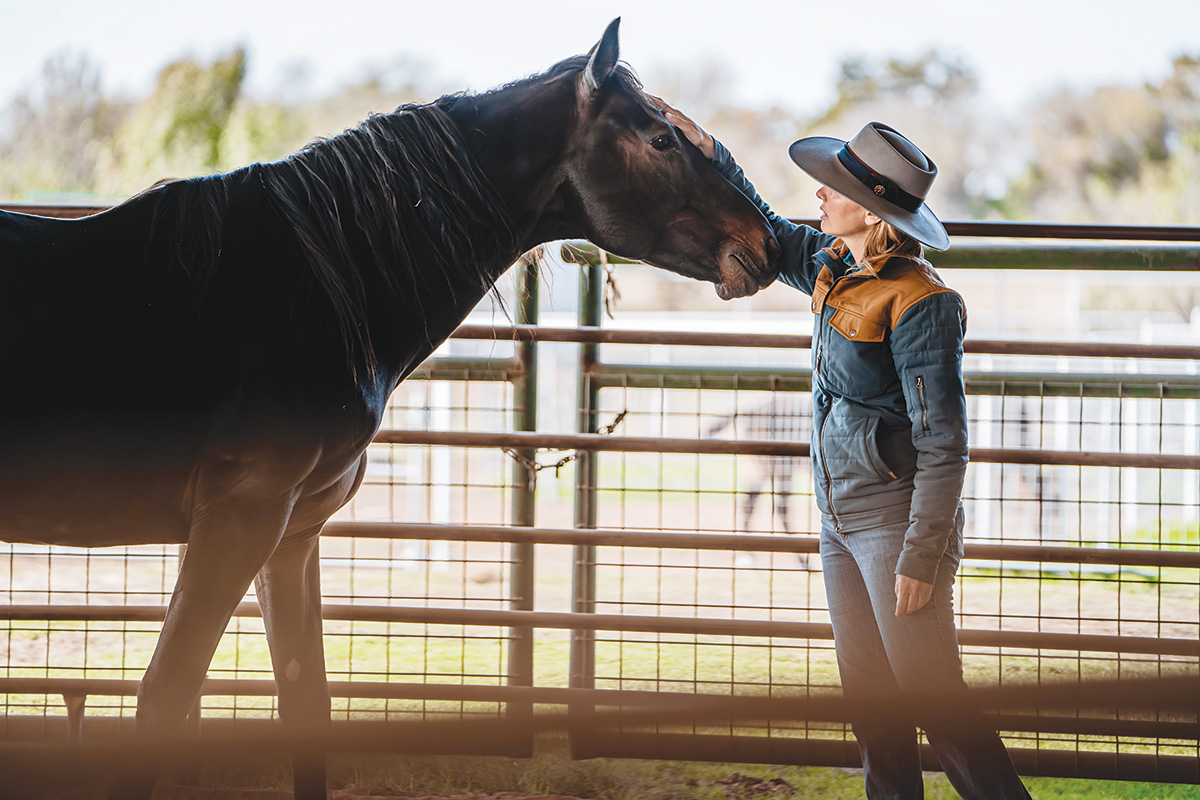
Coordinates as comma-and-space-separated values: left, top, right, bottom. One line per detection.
442, 78, 579, 251
255, 105, 529, 388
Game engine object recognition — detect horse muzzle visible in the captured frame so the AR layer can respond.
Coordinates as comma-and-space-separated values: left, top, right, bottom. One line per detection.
714, 236, 779, 300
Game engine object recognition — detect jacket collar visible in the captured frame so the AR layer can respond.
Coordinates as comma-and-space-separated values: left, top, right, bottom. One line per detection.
816, 246, 865, 279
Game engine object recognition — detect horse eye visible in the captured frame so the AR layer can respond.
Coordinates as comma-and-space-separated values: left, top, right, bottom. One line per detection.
650, 134, 677, 152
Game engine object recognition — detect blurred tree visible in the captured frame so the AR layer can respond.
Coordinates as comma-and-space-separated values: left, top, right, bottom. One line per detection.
0, 46, 448, 202
294, 54, 438, 143
651, 50, 989, 224
0, 51, 125, 199
802, 49, 990, 222
95, 48, 249, 194
811, 48, 978, 129
1147, 54, 1200, 225
1007, 85, 1170, 221
2, 41, 1196, 234
1006, 54, 1200, 226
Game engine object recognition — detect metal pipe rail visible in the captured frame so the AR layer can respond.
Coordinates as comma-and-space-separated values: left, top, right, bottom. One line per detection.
5, 603, 1197, 659
451, 323, 1200, 361
3, 678, 1199, 784
373, 428, 1200, 472
563, 232, 1200, 272
4, 521, 1197, 657
2, 676, 1197, 742
4, 675, 1198, 723
582, 365, 1200, 398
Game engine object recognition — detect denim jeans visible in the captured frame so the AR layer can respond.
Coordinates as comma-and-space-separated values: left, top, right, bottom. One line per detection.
820, 511, 1030, 800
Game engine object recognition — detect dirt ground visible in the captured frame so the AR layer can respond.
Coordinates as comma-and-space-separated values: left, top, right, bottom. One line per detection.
0, 778, 595, 800
157, 791, 590, 800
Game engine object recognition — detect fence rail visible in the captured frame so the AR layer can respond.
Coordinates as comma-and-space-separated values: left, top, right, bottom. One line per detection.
2, 206, 1199, 785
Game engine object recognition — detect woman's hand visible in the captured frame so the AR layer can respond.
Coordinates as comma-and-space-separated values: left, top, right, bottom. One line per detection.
647, 95, 715, 160
894, 574, 933, 616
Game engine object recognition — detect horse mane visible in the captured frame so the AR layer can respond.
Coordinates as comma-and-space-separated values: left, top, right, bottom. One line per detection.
144, 102, 519, 380
139, 54, 646, 380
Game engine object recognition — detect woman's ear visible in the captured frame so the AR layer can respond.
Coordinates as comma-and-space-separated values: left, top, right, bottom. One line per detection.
864, 211, 883, 227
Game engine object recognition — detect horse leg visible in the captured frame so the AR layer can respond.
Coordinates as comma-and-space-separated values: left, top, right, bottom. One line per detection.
740, 469, 761, 531
110, 494, 296, 800
255, 532, 330, 800
773, 463, 807, 569
735, 473, 762, 568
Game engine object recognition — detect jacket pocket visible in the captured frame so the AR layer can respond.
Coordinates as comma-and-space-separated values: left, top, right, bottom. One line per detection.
824, 413, 900, 486
828, 308, 887, 343
864, 416, 900, 482
819, 309, 888, 397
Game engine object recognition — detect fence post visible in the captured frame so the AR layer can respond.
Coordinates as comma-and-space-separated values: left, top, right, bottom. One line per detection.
569, 249, 604, 756
507, 254, 539, 753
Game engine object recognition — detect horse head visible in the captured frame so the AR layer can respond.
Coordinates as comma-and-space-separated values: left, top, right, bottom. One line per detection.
458, 18, 780, 301
564, 19, 780, 299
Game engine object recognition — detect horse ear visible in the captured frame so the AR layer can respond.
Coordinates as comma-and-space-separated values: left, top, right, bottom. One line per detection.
580, 17, 621, 98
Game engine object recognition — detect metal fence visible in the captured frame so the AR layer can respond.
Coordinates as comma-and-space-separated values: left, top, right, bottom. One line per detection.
1, 208, 1198, 784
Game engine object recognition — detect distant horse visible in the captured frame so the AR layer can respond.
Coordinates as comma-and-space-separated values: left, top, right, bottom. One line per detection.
0, 19, 777, 800
707, 395, 813, 567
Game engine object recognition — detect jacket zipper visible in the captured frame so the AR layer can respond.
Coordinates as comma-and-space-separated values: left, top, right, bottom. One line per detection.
815, 288, 841, 538
818, 409, 841, 537
916, 376, 930, 432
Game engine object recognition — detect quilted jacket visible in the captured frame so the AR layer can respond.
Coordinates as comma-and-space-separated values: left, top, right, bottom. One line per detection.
711, 140, 969, 584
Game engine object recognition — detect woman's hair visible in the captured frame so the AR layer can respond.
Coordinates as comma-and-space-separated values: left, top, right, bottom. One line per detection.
831, 219, 924, 275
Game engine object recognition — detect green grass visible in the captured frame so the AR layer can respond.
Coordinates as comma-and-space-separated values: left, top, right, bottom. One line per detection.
1124, 519, 1200, 551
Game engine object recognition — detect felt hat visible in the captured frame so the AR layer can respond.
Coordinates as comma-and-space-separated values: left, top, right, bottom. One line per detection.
788, 122, 949, 250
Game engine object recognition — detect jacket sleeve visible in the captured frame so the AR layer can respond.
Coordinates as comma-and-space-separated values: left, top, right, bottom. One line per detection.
710, 138, 836, 296
889, 291, 969, 584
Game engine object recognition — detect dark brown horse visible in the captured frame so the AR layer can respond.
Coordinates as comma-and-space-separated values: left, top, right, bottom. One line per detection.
0, 19, 777, 798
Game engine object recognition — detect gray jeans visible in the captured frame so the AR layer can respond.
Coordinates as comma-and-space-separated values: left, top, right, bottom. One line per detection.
819, 511, 1030, 800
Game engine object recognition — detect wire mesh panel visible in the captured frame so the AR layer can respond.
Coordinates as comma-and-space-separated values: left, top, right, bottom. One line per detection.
562, 279, 1199, 772
0, 368, 525, 729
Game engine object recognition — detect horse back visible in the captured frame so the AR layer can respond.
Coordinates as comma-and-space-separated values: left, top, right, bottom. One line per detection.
0, 191, 364, 547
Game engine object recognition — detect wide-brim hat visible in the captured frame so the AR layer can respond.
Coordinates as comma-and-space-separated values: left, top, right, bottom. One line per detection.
788, 122, 950, 251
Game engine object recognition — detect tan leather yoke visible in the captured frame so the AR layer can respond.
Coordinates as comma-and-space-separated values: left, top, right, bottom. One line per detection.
811, 257, 961, 340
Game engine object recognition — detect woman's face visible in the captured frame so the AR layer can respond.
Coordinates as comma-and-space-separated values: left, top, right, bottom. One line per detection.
816, 185, 872, 240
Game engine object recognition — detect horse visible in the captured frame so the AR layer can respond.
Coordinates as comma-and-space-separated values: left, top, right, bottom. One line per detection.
707, 395, 813, 567
0, 18, 777, 800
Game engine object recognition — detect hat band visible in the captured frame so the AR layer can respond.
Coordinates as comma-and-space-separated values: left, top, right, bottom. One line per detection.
836, 145, 923, 214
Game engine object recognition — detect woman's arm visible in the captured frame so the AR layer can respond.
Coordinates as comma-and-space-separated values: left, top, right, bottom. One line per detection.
890, 291, 970, 594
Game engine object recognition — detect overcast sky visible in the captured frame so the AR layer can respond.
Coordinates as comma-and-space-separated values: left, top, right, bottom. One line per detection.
3, 0, 1198, 116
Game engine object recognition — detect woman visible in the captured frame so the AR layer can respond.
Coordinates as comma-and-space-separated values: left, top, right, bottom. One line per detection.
659, 103, 1031, 800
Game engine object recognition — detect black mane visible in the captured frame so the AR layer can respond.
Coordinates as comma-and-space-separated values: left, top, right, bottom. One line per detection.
131, 54, 651, 381
145, 102, 519, 379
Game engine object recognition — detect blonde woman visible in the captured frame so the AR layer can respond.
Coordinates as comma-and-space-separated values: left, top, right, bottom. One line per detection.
659, 103, 1030, 800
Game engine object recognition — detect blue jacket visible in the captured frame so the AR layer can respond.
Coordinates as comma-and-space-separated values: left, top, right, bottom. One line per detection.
712, 140, 969, 584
